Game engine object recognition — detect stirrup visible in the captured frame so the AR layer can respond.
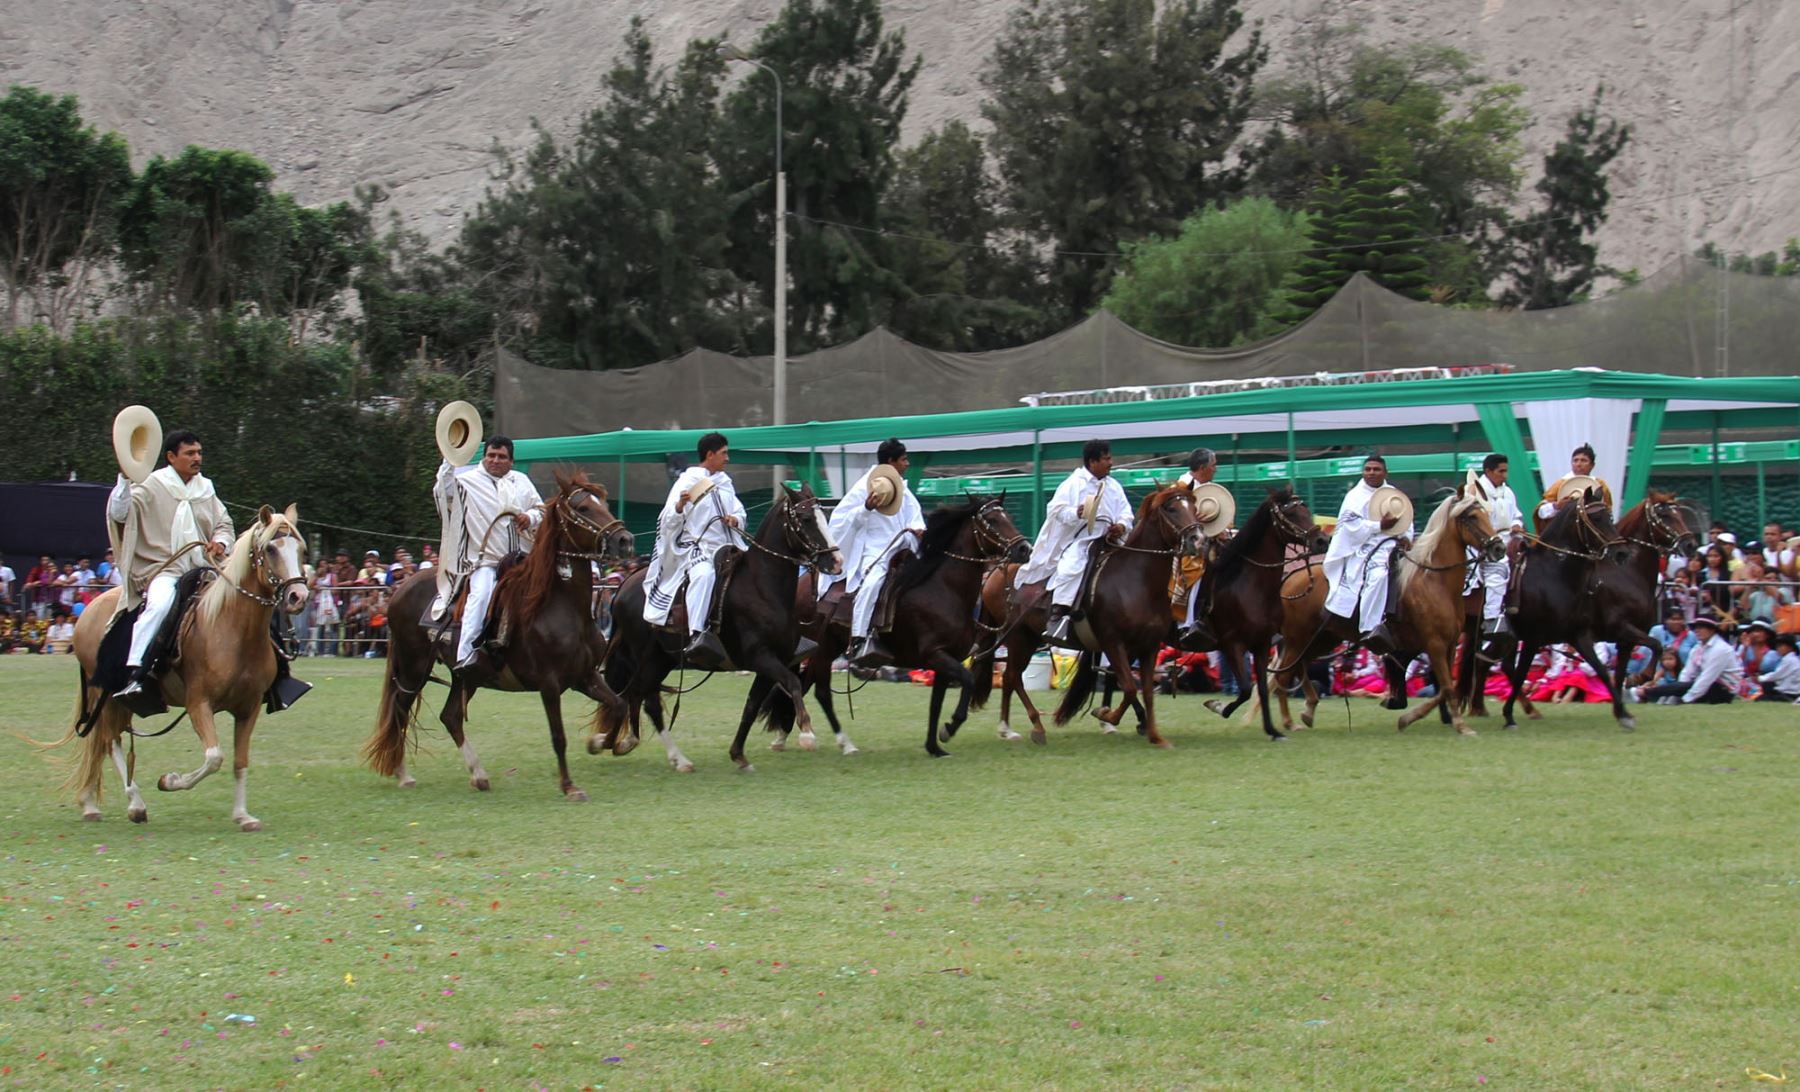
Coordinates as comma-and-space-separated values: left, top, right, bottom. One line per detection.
1042, 612, 1080, 650
849, 636, 892, 669
683, 630, 729, 670
1176, 618, 1215, 651
791, 636, 819, 667
1363, 622, 1398, 656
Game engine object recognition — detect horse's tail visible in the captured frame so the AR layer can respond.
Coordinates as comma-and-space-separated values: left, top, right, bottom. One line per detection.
46, 666, 112, 803
966, 627, 999, 711
1054, 651, 1099, 726
362, 657, 422, 778
759, 685, 797, 736
593, 626, 632, 751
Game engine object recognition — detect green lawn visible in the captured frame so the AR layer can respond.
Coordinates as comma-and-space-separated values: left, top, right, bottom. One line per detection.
0, 654, 1794, 1089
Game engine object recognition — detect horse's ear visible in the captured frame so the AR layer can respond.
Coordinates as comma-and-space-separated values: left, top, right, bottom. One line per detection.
257, 504, 273, 525
284, 503, 299, 526
998, 489, 1007, 502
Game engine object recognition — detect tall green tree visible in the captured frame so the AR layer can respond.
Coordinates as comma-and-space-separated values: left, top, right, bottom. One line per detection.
117, 146, 281, 312
1248, 24, 1527, 302
981, 0, 1266, 323
1100, 196, 1310, 346
717, 0, 921, 354
1497, 86, 1630, 309
0, 86, 132, 330
1280, 157, 1431, 322
1695, 239, 1800, 277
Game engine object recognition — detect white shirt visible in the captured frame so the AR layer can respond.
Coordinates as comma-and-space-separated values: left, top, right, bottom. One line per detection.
658, 466, 747, 566
1480, 477, 1523, 542
1325, 479, 1382, 566
1017, 466, 1134, 585
0, 565, 13, 597
825, 465, 924, 593
1760, 651, 1800, 694
1678, 633, 1743, 702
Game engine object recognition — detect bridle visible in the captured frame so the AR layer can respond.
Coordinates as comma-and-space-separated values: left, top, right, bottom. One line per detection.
1620, 499, 1694, 556
941, 498, 1028, 564
726, 492, 837, 568
554, 484, 631, 563
1105, 490, 1204, 557
1523, 498, 1623, 562
1241, 497, 1318, 570
221, 522, 308, 609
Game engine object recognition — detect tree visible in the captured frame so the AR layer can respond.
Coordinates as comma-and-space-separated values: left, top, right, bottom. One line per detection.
117, 146, 280, 312
1247, 23, 1527, 302
1695, 239, 1800, 277
1100, 196, 1310, 346
1279, 157, 1432, 322
981, 0, 1266, 323
1497, 86, 1630, 309
717, 0, 922, 353
0, 86, 132, 331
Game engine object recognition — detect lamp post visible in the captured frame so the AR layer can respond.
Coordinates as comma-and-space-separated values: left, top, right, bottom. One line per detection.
719, 44, 786, 488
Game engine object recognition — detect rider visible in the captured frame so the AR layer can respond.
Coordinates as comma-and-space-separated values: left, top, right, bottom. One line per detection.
1322, 453, 1406, 655
1474, 453, 1525, 640
1535, 442, 1614, 529
1017, 439, 1133, 649
435, 435, 544, 670
108, 429, 235, 703
1175, 447, 1219, 647
822, 438, 925, 669
643, 431, 746, 667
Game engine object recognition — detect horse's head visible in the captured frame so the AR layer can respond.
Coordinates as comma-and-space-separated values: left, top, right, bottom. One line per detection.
1268, 490, 1330, 555
556, 472, 635, 562
1643, 490, 1697, 554
1451, 487, 1505, 563
1136, 483, 1204, 558
255, 504, 311, 615
782, 484, 842, 575
968, 492, 1031, 565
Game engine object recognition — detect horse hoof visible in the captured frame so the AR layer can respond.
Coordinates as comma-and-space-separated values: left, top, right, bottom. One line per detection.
675, 761, 695, 774
1300, 713, 1315, 729
1203, 699, 1225, 716
567, 789, 589, 803
613, 736, 639, 757
768, 738, 786, 752
928, 749, 952, 759
997, 722, 1022, 742
1457, 727, 1478, 737
1468, 707, 1490, 718
1098, 722, 1119, 735
472, 778, 491, 792
1270, 734, 1290, 743
81, 810, 102, 822
737, 763, 756, 774
1091, 706, 1112, 721
128, 808, 147, 824
586, 736, 605, 755
1618, 717, 1637, 733
397, 776, 418, 789
1153, 739, 1173, 750
156, 773, 178, 792
1502, 722, 1519, 731
797, 732, 818, 752
840, 741, 860, 756
1030, 728, 1047, 745
1526, 710, 1544, 721
237, 818, 263, 832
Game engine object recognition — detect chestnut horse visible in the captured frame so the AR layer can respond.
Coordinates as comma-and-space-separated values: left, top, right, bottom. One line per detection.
364, 471, 635, 800
594, 484, 842, 772
1274, 489, 1502, 735
967, 483, 1204, 748
57, 505, 310, 829
789, 494, 1031, 757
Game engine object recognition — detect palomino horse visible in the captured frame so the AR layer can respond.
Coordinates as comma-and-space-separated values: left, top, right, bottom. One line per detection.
968, 483, 1204, 748
1494, 489, 1675, 732
58, 505, 310, 829
1188, 488, 1330, 741
365, 471, 635, 800
595, 484, 842, 772
1274, 489, 1503, 735
1460, 490, 1693, 726
791, 495, 1030, 757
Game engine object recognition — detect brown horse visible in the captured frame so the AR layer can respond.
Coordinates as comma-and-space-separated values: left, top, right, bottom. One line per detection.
1274, 489, 1502, 735
1188, 489, 1330, 741
790, 494, 1031, 757
968, 483, 1204, 748
594, 484, 842, 772
57, 505, 310, 829
364, 471, 635, 800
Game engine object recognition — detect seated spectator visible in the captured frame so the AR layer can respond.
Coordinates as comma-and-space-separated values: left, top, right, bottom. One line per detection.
1632, 648, 1683, 698
1648, 608, 1698, 671
47, 610, 75, 654
1532, 644, 1613, 704
1740, 620, 1781, 682
1632, 615, 1740, 705
18, 615, 47, 653
1756, 632, 1800, 702
0, 613, 16, 653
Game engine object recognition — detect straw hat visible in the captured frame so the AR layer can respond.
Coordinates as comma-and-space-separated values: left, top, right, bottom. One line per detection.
435, 401, 483, 466
1366, 485, 1413, 534
112, 405, 162, 484
685, 475, 717, 506
866, 464, 905, 517
1556, 474, 1602, 503
1191, 482, 1236, 538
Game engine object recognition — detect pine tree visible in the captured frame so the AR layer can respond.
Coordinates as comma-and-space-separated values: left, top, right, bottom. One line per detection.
1498, 86, 1630, 309
1278, 158, 1430, 323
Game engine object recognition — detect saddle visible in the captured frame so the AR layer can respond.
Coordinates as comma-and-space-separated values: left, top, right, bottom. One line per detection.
1074, 537, 1118, 618
656, 545, 742, 634
427, 551, 527, 665
1167, 539, 1218, 622
818, 550, 917, 634
93, 567, 214, 696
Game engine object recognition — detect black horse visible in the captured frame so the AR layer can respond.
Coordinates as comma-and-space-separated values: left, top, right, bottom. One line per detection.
1188, 489, 1330, 740
594, 484, 842, 771
787, 494, 1031, 757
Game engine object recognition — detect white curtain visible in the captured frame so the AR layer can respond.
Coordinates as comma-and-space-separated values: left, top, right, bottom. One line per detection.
1518, 396, 1640, 516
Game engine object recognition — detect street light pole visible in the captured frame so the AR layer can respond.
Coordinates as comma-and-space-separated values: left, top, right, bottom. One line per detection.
719, 44, 786, 489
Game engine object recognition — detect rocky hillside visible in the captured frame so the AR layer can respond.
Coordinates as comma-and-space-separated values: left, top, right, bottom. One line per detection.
4, 0, 1796, 277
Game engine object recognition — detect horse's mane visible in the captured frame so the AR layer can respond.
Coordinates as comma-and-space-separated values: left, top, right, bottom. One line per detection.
892, 495, 986, 595
1129, 482, 1192, 538
1538, 485, 1602, 545
1398, 493, 1479, 597
1209, 487, 1292, 583
199, 512, 297, 626
1615, 489, 1676, 539
494, 471, 606, 626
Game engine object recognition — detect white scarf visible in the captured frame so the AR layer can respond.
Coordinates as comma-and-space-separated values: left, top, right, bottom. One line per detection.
150, 465, 217, 551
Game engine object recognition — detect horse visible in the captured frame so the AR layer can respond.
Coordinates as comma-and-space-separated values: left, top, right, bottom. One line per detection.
790, 494, 1031, 757
1273, 488, 1503, 735
967, 483, 1205, 749
1187, 488, 1331, 741
364, 471, 635, 801
57, 505, 310, 830
593, 483, 842, 772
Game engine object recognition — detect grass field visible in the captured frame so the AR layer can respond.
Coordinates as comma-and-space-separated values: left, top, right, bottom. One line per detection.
0, 654, 1795, 1089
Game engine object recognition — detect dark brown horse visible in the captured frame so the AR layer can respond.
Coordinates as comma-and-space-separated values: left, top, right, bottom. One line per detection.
968, 483, 1204, 748
364, 471, 635, 800
788, 495, 1030, 757
593, 484, 842, 772
1188, 489, 1331, 741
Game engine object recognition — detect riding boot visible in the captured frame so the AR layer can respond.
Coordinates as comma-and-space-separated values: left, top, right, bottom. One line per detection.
1177, 615, 1216, 651
113, 666, 169, 718
791, 636, 820, 668
849, 634, 893, 669
1363, 622, 1398, 657
1042, 606, 1079, 650
683, 629, 729, 671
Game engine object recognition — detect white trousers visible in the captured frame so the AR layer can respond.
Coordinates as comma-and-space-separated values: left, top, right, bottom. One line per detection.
685, 559, 718, 636
852, 564, 889, 639
1480, 556, 1510, 620
1183, 578, 1204, 626
1047, 544, 1093, 608
456, 565, 498, 663
126, 573, 180, 667
1324, 539, 1395, 634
